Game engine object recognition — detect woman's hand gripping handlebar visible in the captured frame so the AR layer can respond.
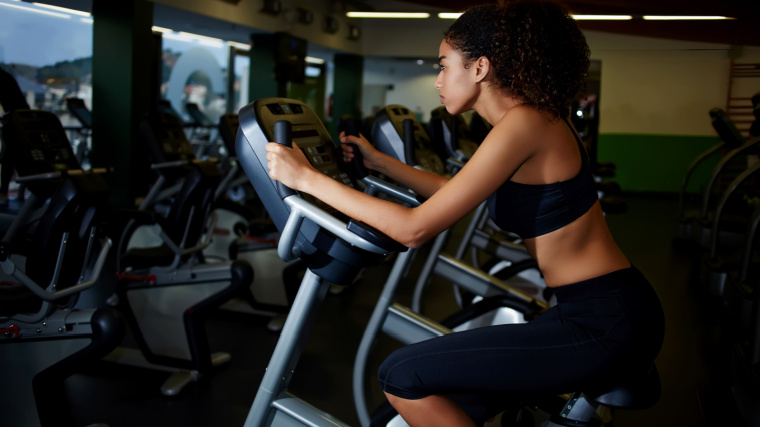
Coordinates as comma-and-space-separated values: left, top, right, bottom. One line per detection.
267, 120, 405, 262
272, 120, 297, 199
340, 129, 423, 207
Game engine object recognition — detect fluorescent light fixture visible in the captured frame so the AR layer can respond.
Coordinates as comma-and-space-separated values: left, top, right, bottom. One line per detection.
441, 12, 635, 20
346, 11, 430, 18
32, 2, 90, 17
0, 1, 71, 18
227, 41, 251, 51
161, 32, 194, 42
152, 26, 175, 33
571, 14, 632, 20
177, 31, 224, 48
438, 12, 462, 19
643, 15, 734, 20
306, 56, 325, 65
198, 39, 224, 48
81, 17, 93, 24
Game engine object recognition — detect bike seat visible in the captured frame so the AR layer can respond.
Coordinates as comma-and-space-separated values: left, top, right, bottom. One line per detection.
586, 364, 661, 410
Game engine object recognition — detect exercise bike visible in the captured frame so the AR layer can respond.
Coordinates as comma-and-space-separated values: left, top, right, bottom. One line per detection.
237, 98, 661, 427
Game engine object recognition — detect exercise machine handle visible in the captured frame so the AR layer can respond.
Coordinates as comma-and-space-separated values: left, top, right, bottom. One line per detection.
450, 115, 460, 152
273, 120, 297, 199
403, 118, 417, 167
277, 196, 400, 262
342, 121, 368, 180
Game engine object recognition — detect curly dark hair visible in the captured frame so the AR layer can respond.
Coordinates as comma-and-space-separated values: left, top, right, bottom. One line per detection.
444, 0, 590, 119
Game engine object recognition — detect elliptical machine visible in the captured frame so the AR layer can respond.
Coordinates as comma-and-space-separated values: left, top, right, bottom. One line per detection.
0, 109, 124, 427
106, 110, 253, 396
236, 98, 408, 426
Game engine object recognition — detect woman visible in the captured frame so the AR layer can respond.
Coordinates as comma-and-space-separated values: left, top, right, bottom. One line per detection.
265, 1, 665, 425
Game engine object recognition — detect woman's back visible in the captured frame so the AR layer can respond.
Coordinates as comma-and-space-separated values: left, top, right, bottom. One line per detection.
485, 107, 630, 286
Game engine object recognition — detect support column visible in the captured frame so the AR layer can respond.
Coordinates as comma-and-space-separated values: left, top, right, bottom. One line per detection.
330, 54, 363, 141
249, 34, 280, 102
91, 0, 155, 208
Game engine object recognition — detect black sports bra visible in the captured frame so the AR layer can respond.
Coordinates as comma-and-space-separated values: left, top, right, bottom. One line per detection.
486, 119, 598, 239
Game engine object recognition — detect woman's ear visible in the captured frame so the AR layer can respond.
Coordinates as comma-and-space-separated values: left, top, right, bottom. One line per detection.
474, 56, 491, 83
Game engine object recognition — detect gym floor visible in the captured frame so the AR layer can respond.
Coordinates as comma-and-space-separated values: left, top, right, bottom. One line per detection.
64, 193, 744, 427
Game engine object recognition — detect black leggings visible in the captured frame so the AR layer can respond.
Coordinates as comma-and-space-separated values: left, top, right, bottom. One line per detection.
378, 266, 665, 423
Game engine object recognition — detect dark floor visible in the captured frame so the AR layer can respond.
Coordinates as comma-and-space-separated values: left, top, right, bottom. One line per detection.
58, 193, 746, 427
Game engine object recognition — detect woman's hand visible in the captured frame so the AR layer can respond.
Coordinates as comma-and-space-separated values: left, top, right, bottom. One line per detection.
265, 141, 315, 192
340, 132, 383, 171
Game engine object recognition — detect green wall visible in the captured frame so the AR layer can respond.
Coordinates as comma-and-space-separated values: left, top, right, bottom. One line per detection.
597, 134, 721, 194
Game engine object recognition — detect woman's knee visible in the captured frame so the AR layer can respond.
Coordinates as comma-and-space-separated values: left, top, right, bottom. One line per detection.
378, 346, 428, 399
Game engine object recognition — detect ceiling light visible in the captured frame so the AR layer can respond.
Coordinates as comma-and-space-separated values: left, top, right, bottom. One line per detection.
152, 26, 174, 33
571, 15, 633, 20
178, 31, 224, 47
642, 15, 734, 20
0, 1, 71, 18
227, 41, 250, 50
347, 12, 430, 19
441, 12, 635, 21
32, 2, 90, 17
306, 56, 325, 65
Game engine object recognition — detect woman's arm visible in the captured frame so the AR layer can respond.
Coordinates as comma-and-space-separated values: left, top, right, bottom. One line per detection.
265, 107, 539, 248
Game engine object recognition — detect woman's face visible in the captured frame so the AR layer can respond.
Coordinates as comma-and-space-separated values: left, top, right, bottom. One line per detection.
434, 39, 477, 115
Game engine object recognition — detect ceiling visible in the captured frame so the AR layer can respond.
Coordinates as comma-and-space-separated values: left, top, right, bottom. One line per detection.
27, 0, 760, 49
353, 0, 760, 47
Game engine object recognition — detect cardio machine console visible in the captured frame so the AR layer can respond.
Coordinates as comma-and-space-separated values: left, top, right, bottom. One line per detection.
236, 98, 400, 286
243, 99, 359, 215
372, 104, 445, 175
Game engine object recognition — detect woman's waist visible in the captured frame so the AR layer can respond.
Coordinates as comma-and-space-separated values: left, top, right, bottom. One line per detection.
527, 225, 630, 287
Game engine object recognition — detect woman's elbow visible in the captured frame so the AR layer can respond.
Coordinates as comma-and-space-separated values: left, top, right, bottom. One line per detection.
400, 228, 435, 249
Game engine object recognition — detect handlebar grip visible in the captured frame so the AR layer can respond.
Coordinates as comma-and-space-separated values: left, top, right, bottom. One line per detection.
402, 118, 417, 167
345, 143, 368, 180
273, 120, 296, 198
342, 122, 368, 180
274, 120, 292, 148
343, 120, 369, 180
450, 116, 460, 151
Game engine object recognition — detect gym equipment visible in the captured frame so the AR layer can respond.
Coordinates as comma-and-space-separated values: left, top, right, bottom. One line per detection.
216, 112, 250, 201
676, 108, 759, 246
0, 109, 124, 427
214, 112, 303, 328
185, 102, 220, 157
236, 97, 407, 426
724, 201, 760, 425
427, 106, 479, 174
372, 105, 446, 176
156, 99, 216, 156
700, 147, 760, 296
63, 97, 92, 167
468, 111, 492, 144
106, 110, 254, 396
750, 92, 760, 138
